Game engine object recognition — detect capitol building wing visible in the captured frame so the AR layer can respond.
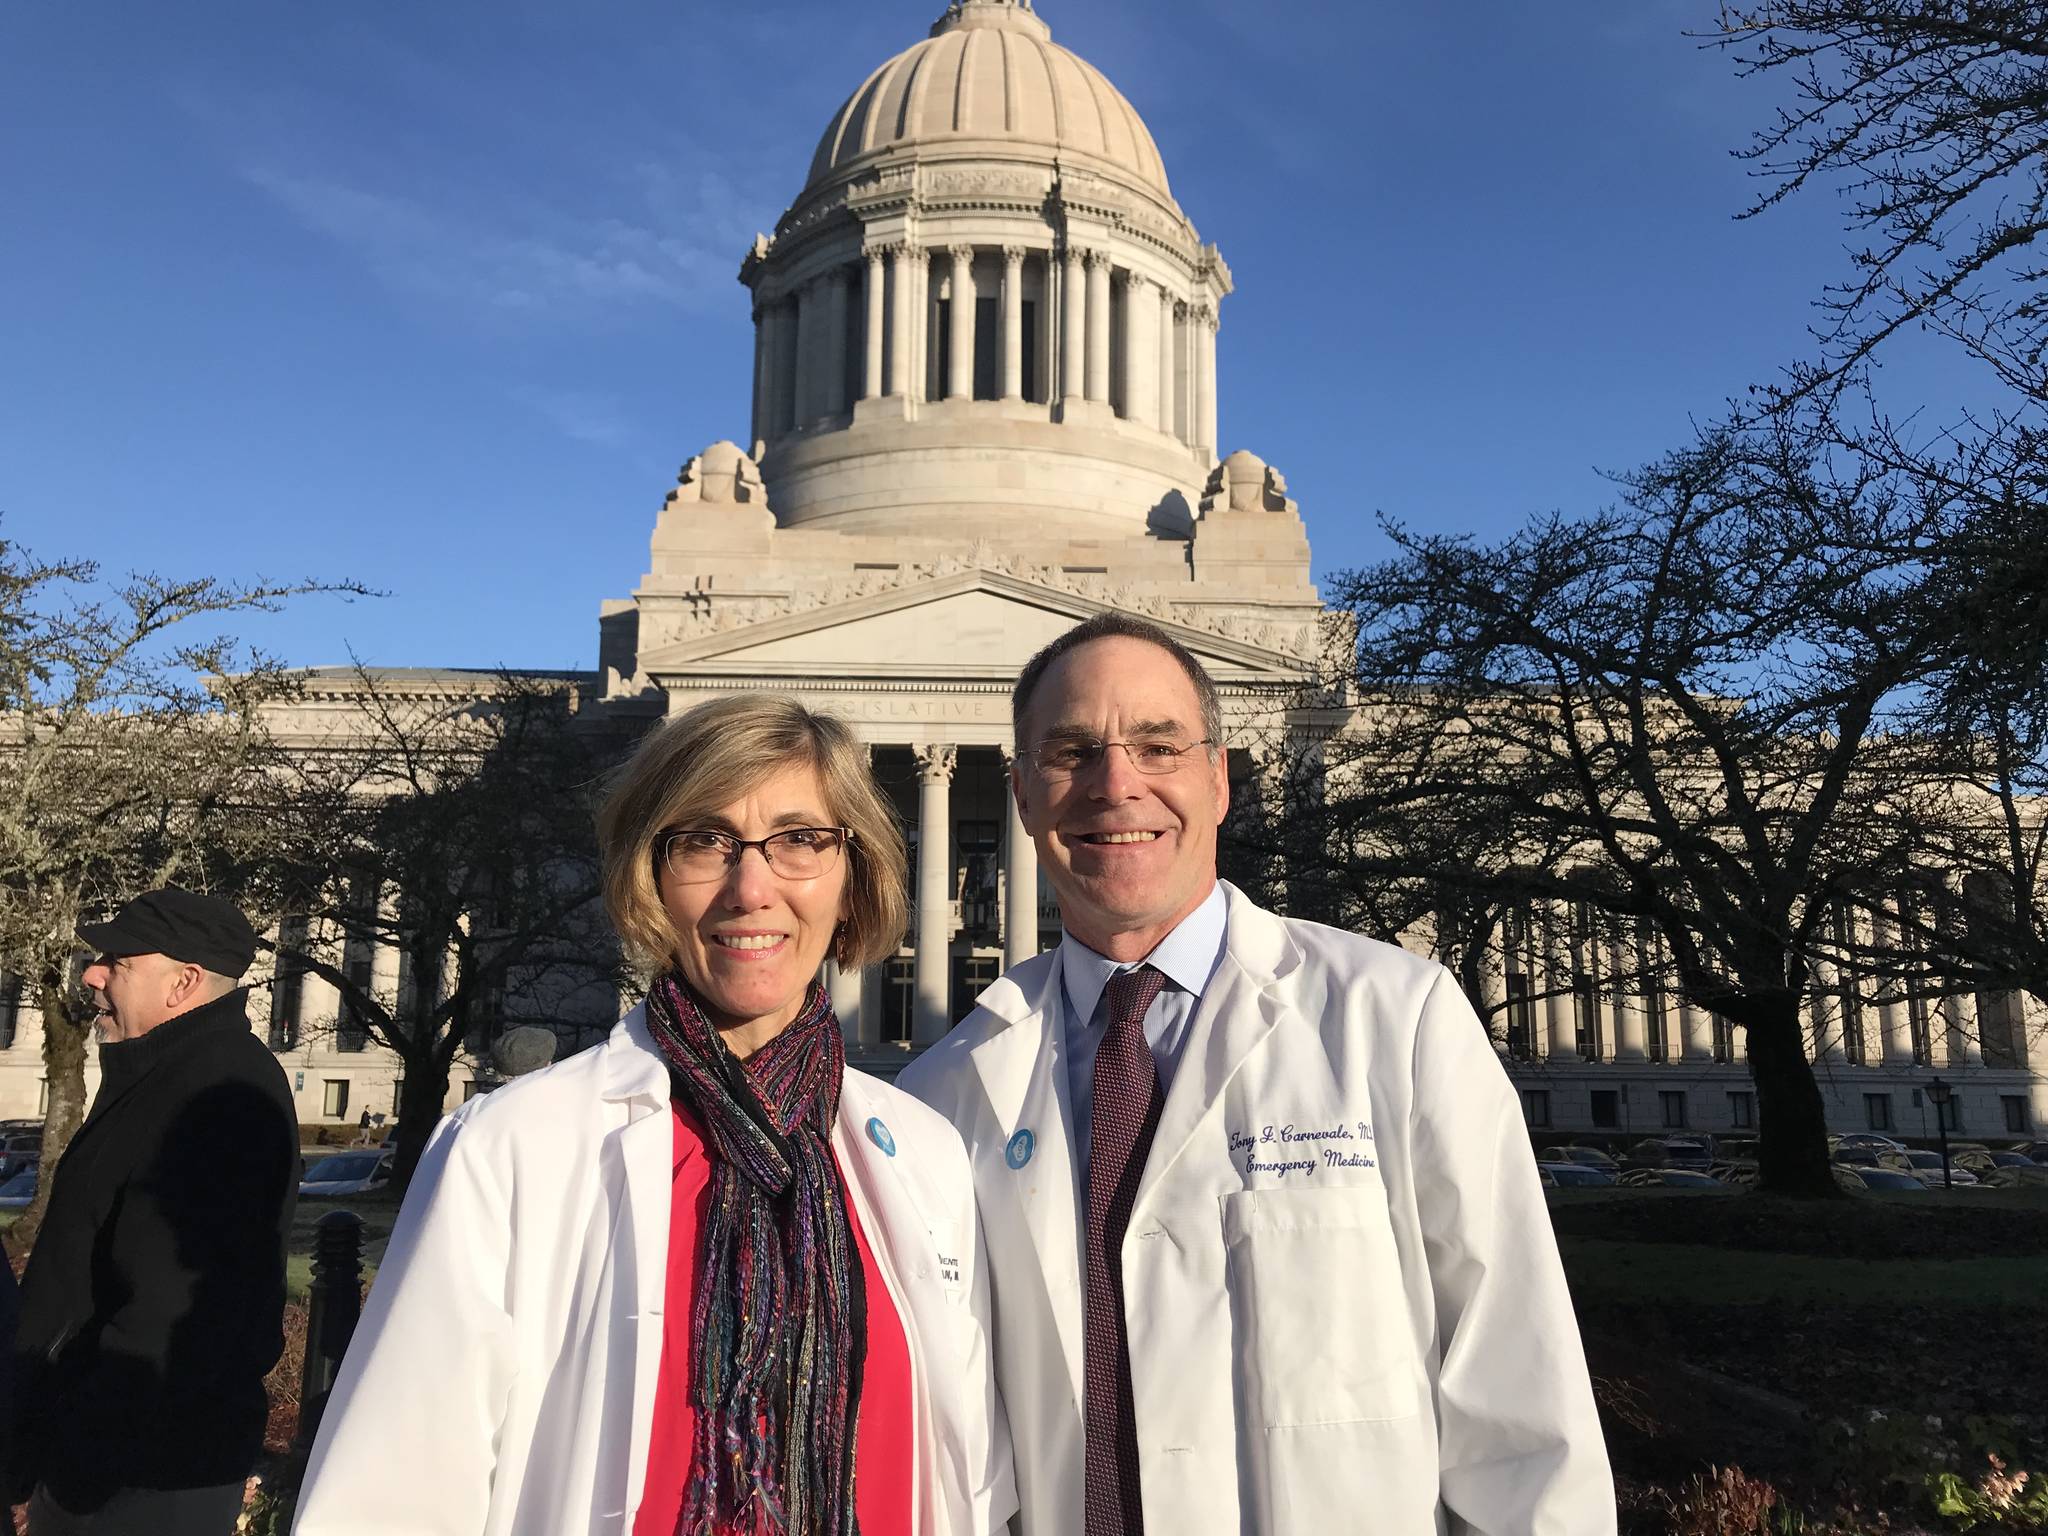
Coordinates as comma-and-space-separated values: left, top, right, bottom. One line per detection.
1, 0, 2040, 1142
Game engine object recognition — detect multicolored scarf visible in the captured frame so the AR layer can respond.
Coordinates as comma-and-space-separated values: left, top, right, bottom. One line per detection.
643, 974, 866, 1536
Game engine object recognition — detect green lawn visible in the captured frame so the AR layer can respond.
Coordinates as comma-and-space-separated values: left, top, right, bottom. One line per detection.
286, 1192, 401, 1301
1561, 1234, 2048, 1306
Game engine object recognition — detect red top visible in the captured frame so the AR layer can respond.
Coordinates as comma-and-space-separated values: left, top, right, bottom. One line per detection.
634, 1100, 915, 1536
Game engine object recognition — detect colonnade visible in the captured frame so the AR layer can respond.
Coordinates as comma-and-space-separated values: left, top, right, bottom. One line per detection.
751, 240, 1218, 454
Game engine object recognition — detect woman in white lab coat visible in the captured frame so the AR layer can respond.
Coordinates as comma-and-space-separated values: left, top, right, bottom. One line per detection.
295, 694, 1015, 1536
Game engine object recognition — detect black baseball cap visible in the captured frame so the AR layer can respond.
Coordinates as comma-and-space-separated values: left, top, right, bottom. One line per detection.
77, 887, 259, 980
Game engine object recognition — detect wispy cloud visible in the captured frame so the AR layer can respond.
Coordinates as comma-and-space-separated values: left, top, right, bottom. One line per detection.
241, 164, 746, 318
509, 384, 634, 446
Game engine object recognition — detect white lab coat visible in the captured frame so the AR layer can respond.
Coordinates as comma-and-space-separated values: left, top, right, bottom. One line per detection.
294, 1008, 1017, 1536
899, 883, 1614, 1536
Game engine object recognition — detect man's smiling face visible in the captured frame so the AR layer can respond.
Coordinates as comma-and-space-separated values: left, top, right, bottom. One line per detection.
1014, 634, 1228, 962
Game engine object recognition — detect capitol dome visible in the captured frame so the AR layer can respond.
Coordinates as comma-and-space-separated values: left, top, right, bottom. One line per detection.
805, 0, 1173, 204
734, 0, 1234, 542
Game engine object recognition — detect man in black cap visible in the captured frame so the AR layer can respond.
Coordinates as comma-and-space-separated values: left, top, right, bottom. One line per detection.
6, 888, 299, 1535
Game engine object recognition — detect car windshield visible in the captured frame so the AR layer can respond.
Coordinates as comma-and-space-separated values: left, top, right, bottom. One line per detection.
305, 1154, 381, 1182
1903, 1151, 1941, 1167
0, 1170, 34, 1196
1862, 1170, 1923, 1190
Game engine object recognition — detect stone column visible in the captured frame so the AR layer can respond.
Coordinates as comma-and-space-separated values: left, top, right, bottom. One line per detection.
829, 958, 864, 1045
885, 245, 911, 398
1003, 755, 1039, 969
369, 889, 402, 1019
1678, 999, 1712, 1060
791, 279, 816, 427
298, 917, 340, 1039
1060, 246, 1087, 406
863, 249, 886, 401
1950, 986, 1986, 1067
1612, 939, 1648, 1061
823, 266, 850, 419
1124, 273, 1159, 427
1876, 919, 1916, 1064
1084, 250, 1112, 403
1197, 304, 1219, 455
1001, 246, 1026, 401
1156, 284, 1176, 435
946, 245, 976, 401
914, 745, 957, 1044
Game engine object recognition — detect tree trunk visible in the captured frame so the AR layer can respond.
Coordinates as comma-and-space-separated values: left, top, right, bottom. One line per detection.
1743, 990, 1838, 1197
12, 970, 90, 1254
388, 1048, 453, 1198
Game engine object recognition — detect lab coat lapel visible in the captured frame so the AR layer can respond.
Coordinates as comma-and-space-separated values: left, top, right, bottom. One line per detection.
969, 960, 1085, 1407
1135, 883, 1301, 1215
603, 1007, 678, 1522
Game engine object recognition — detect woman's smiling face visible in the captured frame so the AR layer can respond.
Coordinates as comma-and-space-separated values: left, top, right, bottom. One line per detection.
658, 761, 850, 1055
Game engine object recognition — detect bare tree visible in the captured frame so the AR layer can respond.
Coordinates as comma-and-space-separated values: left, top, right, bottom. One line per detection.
1310, 421, 1968, 1196
0, 523, 363, 1248
247, 664, 628, 1192
1710, 0, 2048, 401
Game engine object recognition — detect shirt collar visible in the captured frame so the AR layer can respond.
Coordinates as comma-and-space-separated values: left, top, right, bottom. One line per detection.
1058, 881, 1229, 1023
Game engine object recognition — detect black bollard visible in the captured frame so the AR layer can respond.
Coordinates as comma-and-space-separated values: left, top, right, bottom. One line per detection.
295, 1208, 366, 1450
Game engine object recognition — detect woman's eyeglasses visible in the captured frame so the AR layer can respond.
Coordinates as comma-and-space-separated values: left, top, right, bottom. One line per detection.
659, 826, 853, 884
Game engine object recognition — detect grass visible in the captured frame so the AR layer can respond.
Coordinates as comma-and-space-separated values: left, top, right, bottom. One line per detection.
285, 1191, 401, 1301
1562, 1235, 2048, 1306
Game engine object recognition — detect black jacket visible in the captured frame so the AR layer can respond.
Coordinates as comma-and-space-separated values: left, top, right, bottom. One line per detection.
6, 990, 299, 1509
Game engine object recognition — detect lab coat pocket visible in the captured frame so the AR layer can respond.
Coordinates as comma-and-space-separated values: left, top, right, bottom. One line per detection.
1220, 1186, 1418, 1427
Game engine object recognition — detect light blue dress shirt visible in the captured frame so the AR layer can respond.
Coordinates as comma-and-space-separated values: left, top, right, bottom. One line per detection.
1060, 882, 1229, 1183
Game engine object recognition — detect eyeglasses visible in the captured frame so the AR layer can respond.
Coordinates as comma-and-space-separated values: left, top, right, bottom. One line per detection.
1026, 737, 1215, 781
659, 826, 852, 884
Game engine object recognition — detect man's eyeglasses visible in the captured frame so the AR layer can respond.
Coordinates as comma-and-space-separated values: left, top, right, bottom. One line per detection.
1025, 737, 1215, 781
659, 826, 852, 884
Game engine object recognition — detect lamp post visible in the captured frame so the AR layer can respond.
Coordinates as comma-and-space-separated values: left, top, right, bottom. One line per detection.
1926, 1075, 1954, 1190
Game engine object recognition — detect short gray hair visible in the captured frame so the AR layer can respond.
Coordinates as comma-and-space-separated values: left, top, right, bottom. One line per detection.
1012, 613, 1224, 748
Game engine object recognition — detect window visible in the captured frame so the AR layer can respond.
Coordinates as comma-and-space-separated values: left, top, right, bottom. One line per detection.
2004, 1095, 2032, 1134
391, 1080, 405, 1117
269, 939, 304, 1052
322, 1079, 351, 1119
1982, 991, 2024, 1068
1645, 994, 1669, 1063
1574, 973, 1603, 1061
38, 1078, 50, 1116
951, 954, 999, 1024
973, 293, 999, 400
882, 956, 914, 1044
1939, 1095, 1962, 1133
338, 948, 372, 1053
1660, 1091, 1688, 1129
1727, 1091, 1755, 1129
1021, 297, 1041, 402
1522, 1089, 1551, 1128
1712, 1015, 1734, 1064
1590, 1089, 1620, 1129
0, 970, 22, 1050
1864, 1092, 1892, 1131
1505, 972, 1535, 1059
1907, 991, 1933, 1066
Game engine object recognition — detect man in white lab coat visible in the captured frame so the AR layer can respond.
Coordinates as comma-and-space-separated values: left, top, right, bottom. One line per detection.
900, 613, 1614, 1536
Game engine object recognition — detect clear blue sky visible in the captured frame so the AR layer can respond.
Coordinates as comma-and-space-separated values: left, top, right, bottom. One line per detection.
0, 1, 1978, 671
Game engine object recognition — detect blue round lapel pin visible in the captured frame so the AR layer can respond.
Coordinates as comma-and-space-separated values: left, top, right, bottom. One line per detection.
1006, 1128, 1035, 1169
866, 1117, 897, 1157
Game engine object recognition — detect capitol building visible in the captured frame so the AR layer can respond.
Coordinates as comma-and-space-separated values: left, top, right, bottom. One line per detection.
2, 0, 2040, 1144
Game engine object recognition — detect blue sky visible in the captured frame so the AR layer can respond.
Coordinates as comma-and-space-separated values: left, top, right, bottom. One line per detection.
0, 1, 1978, 671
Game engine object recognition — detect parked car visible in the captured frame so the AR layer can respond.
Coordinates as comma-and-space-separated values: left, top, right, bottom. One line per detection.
1537, 1145, 1619, 1170
1831, 1146, 1882, 1167
1985, 1164, 2048, 1190
1851, 1166, 1931, 1193
0, 1132, 42, 1180
1954, 1150, 2037, 1175
1619, 1167, 1725, 1190
1540, 1163, 1619, 1189
0, 1166, 37, 1210
1710, 1161, 1759, 1186
1833, 1133, 1907, 1154
1880, 1149, 1981, 1188
299, 1150, 394, 1198
1624, 1138, 1713, 1171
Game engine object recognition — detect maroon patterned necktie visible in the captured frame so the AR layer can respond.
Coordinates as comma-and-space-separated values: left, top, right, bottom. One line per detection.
1084, 963, 1169, 1536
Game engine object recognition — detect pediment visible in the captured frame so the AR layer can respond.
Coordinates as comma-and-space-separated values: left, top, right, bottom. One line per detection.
636, 565, 1314, 684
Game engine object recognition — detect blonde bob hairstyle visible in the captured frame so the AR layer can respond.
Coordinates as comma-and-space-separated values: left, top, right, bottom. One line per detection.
599, 693, 908, 977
